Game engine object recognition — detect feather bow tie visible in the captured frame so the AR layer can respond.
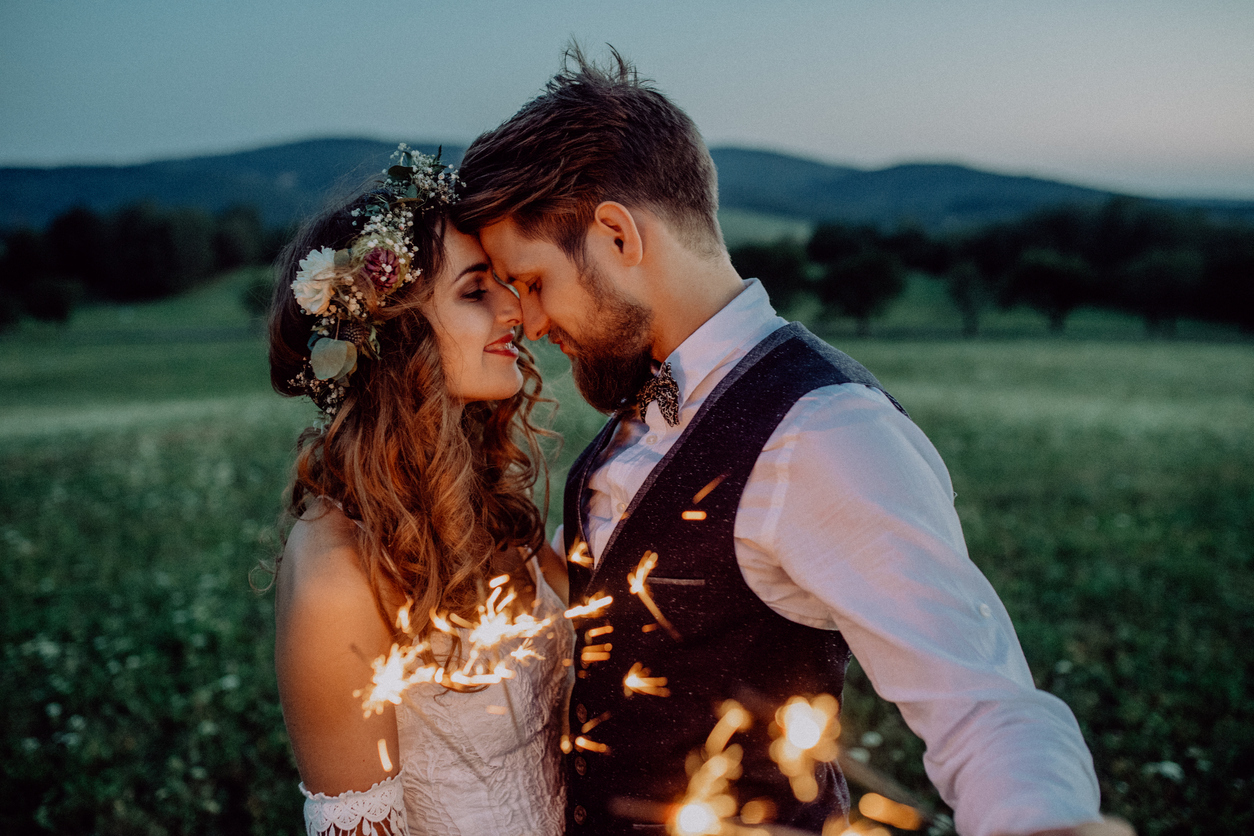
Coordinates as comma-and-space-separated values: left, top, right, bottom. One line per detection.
637, 361, 680, 427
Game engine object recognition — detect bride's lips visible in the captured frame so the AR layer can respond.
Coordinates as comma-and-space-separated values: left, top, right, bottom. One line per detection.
484, 334, 520, 357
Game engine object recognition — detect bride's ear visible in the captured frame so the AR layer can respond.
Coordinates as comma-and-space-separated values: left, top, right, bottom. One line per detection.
589, 202, 643, 268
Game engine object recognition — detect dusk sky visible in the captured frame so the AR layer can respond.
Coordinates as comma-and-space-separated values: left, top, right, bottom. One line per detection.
2, 0, 1252, 199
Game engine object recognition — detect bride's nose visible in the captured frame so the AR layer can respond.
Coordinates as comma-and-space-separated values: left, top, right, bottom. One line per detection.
491, 280, 523, 327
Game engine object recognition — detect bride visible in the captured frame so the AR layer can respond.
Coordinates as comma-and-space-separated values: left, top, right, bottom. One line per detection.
267, 148, 572, 836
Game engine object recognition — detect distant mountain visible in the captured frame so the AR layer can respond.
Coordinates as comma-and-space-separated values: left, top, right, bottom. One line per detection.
2, 138, 1251, 232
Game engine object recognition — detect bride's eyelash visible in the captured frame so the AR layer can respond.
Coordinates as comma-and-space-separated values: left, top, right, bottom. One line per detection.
463, 288, 488, 301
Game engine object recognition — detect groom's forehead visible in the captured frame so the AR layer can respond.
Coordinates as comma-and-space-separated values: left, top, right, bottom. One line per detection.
480, 219, 568, 272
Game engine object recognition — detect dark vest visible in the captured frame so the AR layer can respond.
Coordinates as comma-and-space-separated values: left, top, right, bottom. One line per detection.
563, 323, 907, 835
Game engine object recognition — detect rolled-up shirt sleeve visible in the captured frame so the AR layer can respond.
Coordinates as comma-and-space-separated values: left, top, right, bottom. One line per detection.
734, 383, 1101, 836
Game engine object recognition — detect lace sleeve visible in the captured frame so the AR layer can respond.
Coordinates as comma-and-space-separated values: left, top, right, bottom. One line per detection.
300, 772, 409, 836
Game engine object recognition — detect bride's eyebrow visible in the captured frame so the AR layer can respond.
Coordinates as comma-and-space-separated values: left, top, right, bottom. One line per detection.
455, 262, 490, 280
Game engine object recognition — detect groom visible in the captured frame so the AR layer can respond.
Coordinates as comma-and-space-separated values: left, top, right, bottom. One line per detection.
454, 50, 1131, 836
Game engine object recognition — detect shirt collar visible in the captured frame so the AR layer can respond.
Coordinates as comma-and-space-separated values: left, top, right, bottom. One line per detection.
661, 278, 785, 413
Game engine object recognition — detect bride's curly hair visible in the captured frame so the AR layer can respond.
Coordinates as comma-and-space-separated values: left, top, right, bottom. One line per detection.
268, 186, 550, 642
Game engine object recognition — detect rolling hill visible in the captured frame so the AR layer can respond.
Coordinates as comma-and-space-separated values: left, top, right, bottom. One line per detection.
3, 138, 1251, 232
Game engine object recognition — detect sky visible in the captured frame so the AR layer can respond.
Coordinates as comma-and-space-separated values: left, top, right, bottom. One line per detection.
2, 0, 1252, 199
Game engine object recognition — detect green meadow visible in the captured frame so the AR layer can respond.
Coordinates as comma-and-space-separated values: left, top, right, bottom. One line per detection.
2, 266, 1251, 835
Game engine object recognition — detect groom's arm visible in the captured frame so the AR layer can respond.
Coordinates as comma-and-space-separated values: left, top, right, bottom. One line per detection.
733, 383, 1111, 836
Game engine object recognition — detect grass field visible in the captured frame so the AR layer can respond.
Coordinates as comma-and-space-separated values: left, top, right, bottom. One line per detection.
2, 269, 1251, 835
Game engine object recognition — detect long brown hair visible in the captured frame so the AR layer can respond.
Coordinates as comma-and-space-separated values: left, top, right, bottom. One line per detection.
269, 185, 550, 641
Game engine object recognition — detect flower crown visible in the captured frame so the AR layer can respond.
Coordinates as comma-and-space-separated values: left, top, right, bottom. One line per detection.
289, 145, 460, 415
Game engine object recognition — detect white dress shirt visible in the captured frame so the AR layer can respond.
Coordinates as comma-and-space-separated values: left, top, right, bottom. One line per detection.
562, 279, 1102, 836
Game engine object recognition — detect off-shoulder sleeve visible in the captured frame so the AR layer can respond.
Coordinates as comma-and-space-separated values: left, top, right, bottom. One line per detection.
300, 772, 409, 836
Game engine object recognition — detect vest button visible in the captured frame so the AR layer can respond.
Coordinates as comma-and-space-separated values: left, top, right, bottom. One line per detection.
573, 804, 587, 824
575, 703, 588, 723
574, 755, 587, 775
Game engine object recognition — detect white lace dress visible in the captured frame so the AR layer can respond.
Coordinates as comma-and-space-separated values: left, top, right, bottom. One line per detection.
301, 560, 574, 836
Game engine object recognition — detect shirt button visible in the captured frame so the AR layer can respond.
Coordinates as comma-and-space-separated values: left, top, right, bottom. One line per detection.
575, 703, 588, 723
645, 434, 658, 445
616, 502, 627, 514
574, 756, 587, 775
573, 805, 587, 824
979, 603, 993, 618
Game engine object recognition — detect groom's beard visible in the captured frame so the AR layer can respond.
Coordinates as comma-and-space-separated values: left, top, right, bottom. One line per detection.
551, 268, 654, 414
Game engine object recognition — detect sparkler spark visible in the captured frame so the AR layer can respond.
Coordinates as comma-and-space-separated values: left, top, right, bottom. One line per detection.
628, 551, 680, 640
358, 574, 553, 715
682, 510, 708, 521
769, 694, 840, 802
574, 735, 610, 753
377, 738, 393, 772
692, 474, 726, 505
565, 595, 613, 619
623, 661, 671, 697
856, 793, 923, 831
667, 700, 759, 836
568, 539, 593, 568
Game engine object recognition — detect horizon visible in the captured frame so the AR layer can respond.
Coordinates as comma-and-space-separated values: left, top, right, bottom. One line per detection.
6, 134, 1254, 207
2, 1, 1252, 200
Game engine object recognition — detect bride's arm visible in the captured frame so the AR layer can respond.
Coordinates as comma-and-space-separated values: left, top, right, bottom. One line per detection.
535, 538, 569, 605
276, 504, 409, 835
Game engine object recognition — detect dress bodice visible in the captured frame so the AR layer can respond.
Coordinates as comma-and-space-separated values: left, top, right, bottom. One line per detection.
301, 557, 573, 836
395, 560, 573, 835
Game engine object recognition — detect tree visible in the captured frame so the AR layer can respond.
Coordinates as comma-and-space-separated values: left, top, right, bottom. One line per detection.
944, 260, 993, 337
816, 249, 905, 337
728, 239, 810, 309
1119, 248, 1203, 337
807, 222, 880, 265
214, 204, 266, 271
1005, 248, 1096, 332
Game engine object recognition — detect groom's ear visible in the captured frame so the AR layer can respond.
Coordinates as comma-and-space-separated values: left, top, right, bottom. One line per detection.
589, 202, 644, 268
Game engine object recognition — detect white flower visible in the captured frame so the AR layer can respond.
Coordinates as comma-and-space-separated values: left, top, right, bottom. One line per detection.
292, 247, 338, 315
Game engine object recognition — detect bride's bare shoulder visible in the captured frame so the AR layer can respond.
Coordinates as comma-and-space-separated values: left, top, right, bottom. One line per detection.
278, 500, 367, 595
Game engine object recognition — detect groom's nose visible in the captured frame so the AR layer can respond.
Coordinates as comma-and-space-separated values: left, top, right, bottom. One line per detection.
518, 290, 549, 341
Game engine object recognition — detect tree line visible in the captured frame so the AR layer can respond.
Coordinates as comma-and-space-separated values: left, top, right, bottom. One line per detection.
0, 203, 288, 327
731, 196, 1254, 336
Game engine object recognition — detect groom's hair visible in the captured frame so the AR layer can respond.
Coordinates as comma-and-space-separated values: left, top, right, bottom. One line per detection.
454, 44, 723, 262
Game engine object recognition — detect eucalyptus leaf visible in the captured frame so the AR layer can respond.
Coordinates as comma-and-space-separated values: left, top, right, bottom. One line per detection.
310, 338, 357, 381
388, 165, 412, 180
333, 248, 351, 268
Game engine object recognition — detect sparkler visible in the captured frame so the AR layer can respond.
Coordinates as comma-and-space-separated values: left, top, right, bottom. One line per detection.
629, 550, 681, 640
623, 661, 671, 697
669, 700, 760, 836
356, 573, 554, 717
564, 595, 613, 619
568, 538, 593, 568
769, 694, 840, 803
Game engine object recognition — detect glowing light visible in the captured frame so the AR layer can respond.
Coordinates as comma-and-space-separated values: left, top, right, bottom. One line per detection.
857, 793, 924, 830
769, 694, 841, 803
565, 595, 613, 619
782, 701, 824, 749
377, 738, 393, 772
581, 711, 611, 733
568, 540, 593, 568
560, 735, 573, 754
586, 625, 614, 639
359, 577, 554, 715
489, 574, 509, 588
486, 705, 507, 715
574, 735, 609, 753
705, 699, 752, 755
667, 700, 750, 836
674, 802, 719, 836
623, 662, 671, 697
681, 510, 707, 521
628, 551, 680, 640
691, 474, 726, 504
